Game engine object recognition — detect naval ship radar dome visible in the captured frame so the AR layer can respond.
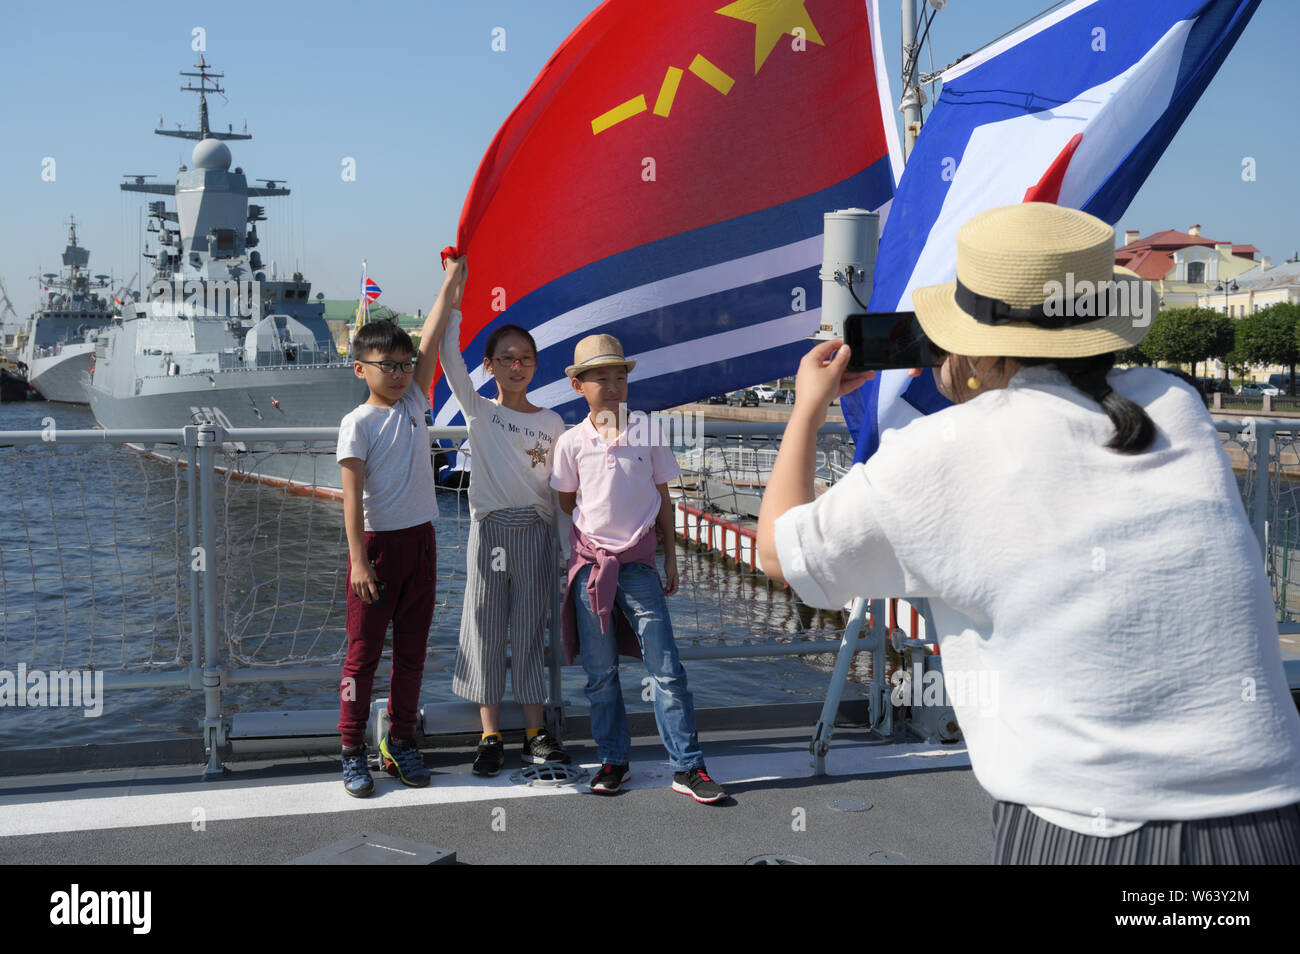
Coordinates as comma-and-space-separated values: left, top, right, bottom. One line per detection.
193, 138, 232, 171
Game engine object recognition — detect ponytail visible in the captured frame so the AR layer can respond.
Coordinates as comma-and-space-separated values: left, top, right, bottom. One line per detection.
1017, 352, 1156, 454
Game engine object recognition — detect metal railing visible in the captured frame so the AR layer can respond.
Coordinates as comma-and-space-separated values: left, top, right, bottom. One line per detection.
1, 417, 1295, 775
0, 420, 860, 774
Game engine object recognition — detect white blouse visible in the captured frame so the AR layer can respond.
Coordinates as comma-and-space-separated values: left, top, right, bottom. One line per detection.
775, 365, 1300, 835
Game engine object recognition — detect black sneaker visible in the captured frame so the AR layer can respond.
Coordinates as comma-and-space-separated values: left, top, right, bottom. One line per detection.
672, 767, 726, 804
341, 745, 374, 798
589, 763, 629, 794
522, 729, 572, 765
472, 735, 505, 777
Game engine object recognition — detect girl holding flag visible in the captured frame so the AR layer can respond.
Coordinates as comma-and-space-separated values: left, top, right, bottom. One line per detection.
427, 254, 570, 775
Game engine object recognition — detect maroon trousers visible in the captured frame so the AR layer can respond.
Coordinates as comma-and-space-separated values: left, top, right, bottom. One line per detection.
338, 521, 436, 748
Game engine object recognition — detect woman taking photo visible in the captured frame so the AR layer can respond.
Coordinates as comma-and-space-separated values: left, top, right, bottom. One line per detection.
757, 203, 1300, 864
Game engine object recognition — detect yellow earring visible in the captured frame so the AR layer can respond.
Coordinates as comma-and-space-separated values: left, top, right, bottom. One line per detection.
967, 375, 980, 390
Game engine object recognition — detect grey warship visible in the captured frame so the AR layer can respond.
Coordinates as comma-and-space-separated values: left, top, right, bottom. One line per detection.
84, 57, 366, 489
10, 218, 115, 404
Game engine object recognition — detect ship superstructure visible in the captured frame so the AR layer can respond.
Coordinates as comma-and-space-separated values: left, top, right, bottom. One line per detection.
15, 218, 115, 403
85, 58, 366, 483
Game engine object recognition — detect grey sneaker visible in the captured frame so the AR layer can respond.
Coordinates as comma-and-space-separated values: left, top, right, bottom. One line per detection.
380, 732, 431, 787
342, 745, 374, 798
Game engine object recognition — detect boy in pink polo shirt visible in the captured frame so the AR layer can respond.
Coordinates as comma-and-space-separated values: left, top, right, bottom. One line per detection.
550, 333, 726, 803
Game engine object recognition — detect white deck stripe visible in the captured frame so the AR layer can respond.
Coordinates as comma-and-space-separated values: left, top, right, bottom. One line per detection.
0, 742, 968, 838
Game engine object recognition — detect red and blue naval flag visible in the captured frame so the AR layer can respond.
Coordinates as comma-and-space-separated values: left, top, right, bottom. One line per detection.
433, 0, 901, 425
362, 277, 382, 304
843, 0, 1261, 461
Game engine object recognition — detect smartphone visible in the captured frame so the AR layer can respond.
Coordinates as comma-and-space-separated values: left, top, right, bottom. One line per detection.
842, 312, 946, 372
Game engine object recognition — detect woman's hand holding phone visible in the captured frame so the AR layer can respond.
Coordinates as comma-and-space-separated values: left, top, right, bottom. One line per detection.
791, 339, 926, 420
792, 339, 875, 418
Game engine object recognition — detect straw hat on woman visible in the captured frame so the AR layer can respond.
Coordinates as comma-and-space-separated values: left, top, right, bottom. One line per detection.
757, 203, 1300, 864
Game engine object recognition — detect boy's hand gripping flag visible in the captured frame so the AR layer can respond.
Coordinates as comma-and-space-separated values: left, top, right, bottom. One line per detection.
843, 0, 1261, 461
433, 0, 902, 424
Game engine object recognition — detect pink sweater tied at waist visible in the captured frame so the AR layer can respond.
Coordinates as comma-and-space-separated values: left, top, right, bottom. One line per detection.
560, 522, 660, 665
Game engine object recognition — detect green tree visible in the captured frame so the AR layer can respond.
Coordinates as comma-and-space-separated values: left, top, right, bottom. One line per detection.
1238, 303, 1300, 394
1140, 307, 1234, 381
1223, 347, 1250, 385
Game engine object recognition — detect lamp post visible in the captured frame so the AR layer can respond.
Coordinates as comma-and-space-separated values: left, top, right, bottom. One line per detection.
1214, 277, 1239, 314
1215, 278, 1240, 392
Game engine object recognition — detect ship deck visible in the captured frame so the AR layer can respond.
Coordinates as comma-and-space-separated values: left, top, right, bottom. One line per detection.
0, 719, 990, 866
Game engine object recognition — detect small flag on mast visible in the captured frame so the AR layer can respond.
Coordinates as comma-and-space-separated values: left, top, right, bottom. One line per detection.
358, 261, 381, 330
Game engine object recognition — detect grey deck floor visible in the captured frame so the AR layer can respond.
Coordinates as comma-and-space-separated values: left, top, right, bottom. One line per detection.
0, 725, 993, 865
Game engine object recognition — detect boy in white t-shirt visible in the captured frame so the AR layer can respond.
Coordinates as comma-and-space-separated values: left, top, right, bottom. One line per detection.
334, 280, 453, 797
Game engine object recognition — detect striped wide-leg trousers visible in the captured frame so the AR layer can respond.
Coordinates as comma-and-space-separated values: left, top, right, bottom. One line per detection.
452, 507, 555, 706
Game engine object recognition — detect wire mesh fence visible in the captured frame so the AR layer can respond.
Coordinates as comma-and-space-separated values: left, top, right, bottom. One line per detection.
0, 417, 1292, 752
0, 439, 192, 674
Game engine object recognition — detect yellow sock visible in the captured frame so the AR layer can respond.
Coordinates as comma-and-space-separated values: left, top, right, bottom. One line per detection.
481, 732, 501, 741
526, 727, 541, 739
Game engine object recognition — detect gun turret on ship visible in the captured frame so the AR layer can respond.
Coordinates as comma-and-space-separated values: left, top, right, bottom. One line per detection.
85, 58, 367, 487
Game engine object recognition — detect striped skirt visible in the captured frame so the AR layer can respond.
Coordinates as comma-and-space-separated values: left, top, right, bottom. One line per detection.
452, 507, 555, 706
991, 800, 1300, 864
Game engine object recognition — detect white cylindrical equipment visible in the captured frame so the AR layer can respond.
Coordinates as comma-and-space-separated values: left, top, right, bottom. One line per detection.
816, 209, 879, 341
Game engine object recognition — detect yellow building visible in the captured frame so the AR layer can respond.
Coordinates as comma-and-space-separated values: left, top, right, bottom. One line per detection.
1114, 224, 1259, 310
1196, 258, 1300, 317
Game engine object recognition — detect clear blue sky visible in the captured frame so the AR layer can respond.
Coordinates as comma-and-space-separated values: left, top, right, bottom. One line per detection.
1, 0, 1295, 317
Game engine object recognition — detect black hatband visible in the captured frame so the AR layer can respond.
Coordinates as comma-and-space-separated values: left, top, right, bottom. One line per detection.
954, 279, 1111, 329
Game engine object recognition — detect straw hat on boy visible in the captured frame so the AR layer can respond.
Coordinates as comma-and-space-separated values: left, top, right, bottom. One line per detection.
565, 333, 637, 378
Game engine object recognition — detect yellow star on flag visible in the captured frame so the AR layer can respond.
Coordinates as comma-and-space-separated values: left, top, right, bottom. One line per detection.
716, 0, 825, 74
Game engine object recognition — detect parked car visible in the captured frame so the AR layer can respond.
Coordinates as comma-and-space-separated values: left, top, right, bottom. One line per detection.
772, 388, 791, 404
727, 389, 760, 407
1267, 373, 1297, 393
706, 393, 729, 404
1195, 377, 1232, 396
1237, 382, 1280, 397
751, 385, 776, 402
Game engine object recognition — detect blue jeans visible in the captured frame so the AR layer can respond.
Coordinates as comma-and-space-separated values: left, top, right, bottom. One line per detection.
572, 562, 703, 772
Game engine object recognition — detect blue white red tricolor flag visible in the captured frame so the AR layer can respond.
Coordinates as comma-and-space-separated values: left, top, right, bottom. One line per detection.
433, 0, 902, 425
362, 277, 382, 303
843, 0, 1261, 461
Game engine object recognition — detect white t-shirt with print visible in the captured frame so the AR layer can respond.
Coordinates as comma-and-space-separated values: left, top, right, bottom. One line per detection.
438, 308, 564, 521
